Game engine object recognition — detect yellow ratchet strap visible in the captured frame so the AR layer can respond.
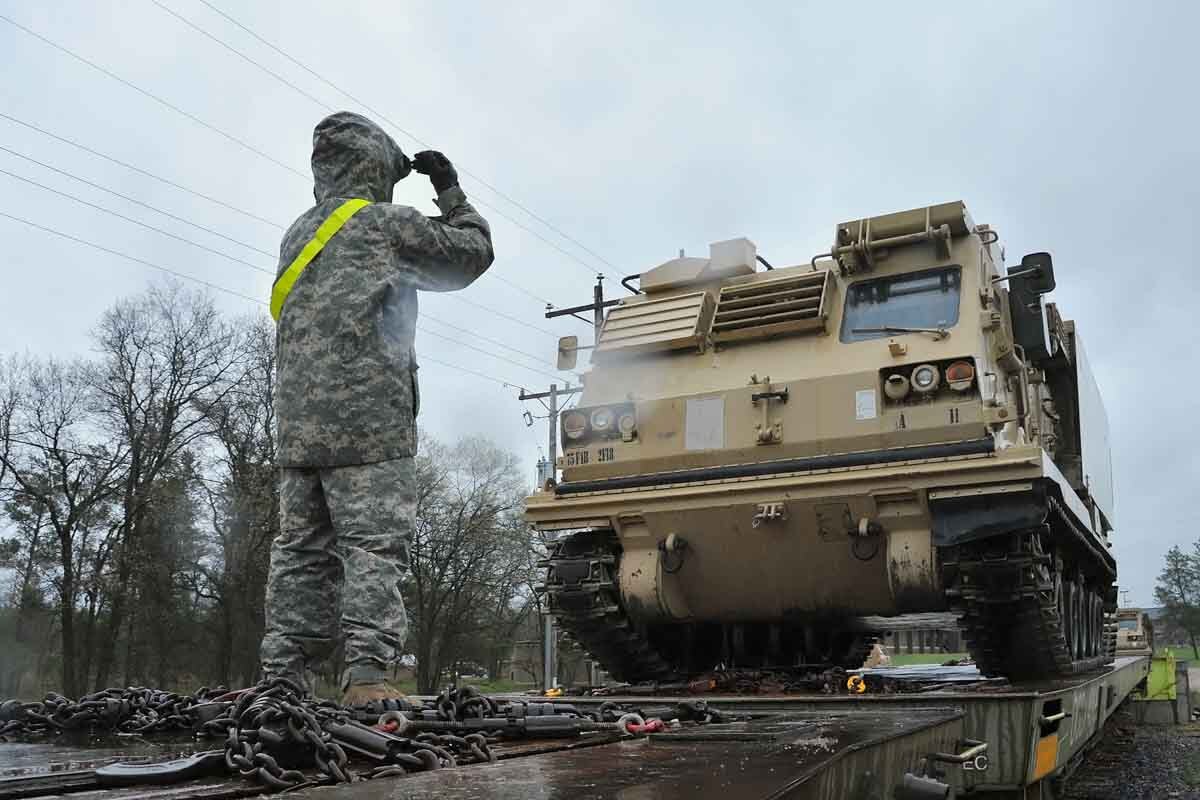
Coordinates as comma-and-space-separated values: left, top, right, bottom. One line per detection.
270, 198, 372, 321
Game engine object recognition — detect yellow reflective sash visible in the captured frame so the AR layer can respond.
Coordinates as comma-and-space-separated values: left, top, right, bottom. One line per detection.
270, 198, 371, 321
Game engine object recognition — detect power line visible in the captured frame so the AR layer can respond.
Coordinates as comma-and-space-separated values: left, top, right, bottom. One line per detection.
0, 111, 286, 229
0, 210, 567, 384
151, 0, 336, 120
0, 140, 559, 369
447, 293, 558, 338
0, 210, 263, 303
4, 152, 562, 367
415, 331, 561, 383
154, 0, 607, 280
2, 9, 599, 283
0, 142, 277, 257
1, 17, 579, 315
0, 113, 565, 340
485, 272, 555, 307
419, 313, 564, 373
420, 355, 527, 390
0, 167, 273, 272
190, 0, 614, 275
0, 12, 307, 180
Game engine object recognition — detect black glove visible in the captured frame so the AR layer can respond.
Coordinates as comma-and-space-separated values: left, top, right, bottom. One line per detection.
412, 150, 458, 194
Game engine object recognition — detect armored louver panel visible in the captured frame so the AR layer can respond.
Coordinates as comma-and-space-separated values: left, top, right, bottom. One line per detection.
595, 291, 712, 356
712, 270, 832, 342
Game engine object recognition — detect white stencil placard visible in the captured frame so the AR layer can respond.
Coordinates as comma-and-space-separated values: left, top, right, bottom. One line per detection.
855, 389, 877, 421
685, 396, 725, 451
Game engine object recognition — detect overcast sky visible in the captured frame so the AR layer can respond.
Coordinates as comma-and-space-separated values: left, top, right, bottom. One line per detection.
0, 1, 1196, 605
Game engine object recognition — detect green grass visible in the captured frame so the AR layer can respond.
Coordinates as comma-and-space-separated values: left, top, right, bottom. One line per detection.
886, 652, 970, 666
313, 677, 533, 698
391, 678, 533, 695
446, 679, 532, 695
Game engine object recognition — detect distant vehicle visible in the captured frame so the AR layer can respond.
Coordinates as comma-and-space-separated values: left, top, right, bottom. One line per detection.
1115, 608, 1154, 655
449, 662, 489, 681
528, 201, 1118, 682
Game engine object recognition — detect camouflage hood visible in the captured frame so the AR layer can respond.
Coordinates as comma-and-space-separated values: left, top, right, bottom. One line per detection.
311, 112, 410, 203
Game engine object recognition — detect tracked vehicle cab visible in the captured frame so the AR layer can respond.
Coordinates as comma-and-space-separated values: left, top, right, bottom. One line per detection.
528, 201, 1117, 682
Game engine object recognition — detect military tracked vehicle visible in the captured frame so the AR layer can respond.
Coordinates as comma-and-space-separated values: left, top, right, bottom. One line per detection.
1115, 608, 1154, 656
526, 201, 1118, 681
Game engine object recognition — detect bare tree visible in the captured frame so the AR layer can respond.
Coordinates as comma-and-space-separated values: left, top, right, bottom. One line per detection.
407, 436, 537, 693
0, 285, 545, 698
0, 494, 50, 695
0, 357, 124, 696
88, 281, 250, 689
196, 315, 278, 686
0, 355, 19, 494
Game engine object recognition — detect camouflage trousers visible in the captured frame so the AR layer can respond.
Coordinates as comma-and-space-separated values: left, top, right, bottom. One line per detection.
260, 458, 413, 692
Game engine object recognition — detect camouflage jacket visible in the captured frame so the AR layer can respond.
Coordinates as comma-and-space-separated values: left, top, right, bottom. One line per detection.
275, 112, 493, 467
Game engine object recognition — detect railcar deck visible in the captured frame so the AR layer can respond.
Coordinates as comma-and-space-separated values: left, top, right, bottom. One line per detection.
0, 657, 1151, 800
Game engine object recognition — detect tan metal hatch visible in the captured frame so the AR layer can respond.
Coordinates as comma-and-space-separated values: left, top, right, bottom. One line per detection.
711, 270, 833, 343
595, 291, 713, 357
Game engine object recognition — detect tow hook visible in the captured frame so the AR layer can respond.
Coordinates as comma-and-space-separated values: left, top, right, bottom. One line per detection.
895, 739, 989, 799
753, 502, 787, 528
658, 533, 689, 574
850, 517, 884, 561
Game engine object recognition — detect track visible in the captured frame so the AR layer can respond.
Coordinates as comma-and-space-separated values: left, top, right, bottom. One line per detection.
941, 500, 1117, 679
541, 530, 674, 683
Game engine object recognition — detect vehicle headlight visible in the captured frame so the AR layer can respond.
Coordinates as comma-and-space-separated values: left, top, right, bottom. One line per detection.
945, 360, 975, 392
590, 407, 615, 434
562, 410, 588, 440
884, 374, 910, 401
617, 412, 637, 437
911, 364, 940, 393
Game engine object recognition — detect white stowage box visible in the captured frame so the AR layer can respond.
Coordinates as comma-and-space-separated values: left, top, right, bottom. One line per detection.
708, 237, 757, 280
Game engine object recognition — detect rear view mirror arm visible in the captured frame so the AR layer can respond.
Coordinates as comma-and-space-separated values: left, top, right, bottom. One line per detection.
991, 266, 1042, 284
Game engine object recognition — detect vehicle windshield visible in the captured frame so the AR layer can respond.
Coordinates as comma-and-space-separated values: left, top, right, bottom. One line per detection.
839, 266, 962, 342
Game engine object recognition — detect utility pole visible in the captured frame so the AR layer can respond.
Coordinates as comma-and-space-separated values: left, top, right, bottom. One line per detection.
519, 382, 580, 692
519, 382, 581, 488
523, 275, 617, 693
546, 275, 620, 342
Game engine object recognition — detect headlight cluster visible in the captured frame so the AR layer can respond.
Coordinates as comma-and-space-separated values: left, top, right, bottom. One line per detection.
562, 403, 637, 445
881, 359, 976, 403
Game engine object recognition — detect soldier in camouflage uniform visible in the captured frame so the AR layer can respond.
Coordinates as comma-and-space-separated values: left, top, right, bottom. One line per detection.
261, 111, 493, 704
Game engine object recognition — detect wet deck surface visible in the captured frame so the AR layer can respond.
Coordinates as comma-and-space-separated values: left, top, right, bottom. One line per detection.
0, 661, 1145, 798
0, 735, 202, 778
291, 708, 960, 800
0, 706, 960, 799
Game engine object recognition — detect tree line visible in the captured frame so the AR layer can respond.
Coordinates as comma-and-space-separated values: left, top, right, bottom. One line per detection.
0, 281, 541, 698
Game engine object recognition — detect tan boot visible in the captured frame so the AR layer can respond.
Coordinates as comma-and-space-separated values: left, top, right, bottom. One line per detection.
341, 681, 407, 708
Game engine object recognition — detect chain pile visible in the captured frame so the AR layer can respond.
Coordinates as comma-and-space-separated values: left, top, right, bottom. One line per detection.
0, 680, 664, 792
212, 679, 495, 789
0, 685, 227, 737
